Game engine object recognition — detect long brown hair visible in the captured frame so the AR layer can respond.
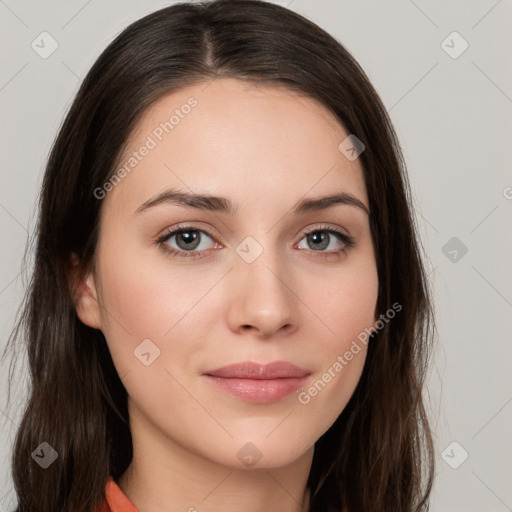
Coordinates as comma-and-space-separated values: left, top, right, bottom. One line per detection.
3, 1, 436, 510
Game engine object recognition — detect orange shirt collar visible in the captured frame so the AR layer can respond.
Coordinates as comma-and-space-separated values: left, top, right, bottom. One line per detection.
103, 476, 138, 512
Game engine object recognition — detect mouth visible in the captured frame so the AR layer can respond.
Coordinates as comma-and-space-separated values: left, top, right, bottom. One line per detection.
203, 361, 311, 404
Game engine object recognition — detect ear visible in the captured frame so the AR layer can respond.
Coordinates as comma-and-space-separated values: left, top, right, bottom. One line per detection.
68, 253, 103, 330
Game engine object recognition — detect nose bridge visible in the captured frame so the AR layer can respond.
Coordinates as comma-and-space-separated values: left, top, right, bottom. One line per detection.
228, 233, 297, 336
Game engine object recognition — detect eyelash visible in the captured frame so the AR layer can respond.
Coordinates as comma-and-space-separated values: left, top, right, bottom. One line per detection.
156, 223, 355, 260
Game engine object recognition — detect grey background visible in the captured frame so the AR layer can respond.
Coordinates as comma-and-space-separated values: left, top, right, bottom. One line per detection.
1, 0, 511, 510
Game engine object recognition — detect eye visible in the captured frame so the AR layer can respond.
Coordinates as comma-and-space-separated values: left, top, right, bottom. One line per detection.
156, 223, 355, 260
296, 225, 355, 257
157, 225, 221, 259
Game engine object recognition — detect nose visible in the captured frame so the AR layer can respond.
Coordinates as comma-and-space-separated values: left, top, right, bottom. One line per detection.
226, 248, 298, 339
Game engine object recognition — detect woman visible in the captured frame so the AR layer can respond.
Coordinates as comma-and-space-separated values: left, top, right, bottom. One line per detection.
3, 1, 436, 510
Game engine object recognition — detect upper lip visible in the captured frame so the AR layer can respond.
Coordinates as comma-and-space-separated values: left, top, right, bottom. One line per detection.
204, 361, 310, 379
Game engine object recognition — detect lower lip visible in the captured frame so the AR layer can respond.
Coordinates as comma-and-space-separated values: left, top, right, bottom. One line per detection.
204, 375, 309, 403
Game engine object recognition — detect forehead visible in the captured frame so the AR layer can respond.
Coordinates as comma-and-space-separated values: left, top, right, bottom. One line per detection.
104, 77, 368, 215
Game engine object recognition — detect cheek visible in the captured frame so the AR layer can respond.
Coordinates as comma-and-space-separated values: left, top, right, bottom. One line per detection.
93, 240, 166, 362
297, 256, 377, 424
312, 250, 379, 345
95, 236, 226, 374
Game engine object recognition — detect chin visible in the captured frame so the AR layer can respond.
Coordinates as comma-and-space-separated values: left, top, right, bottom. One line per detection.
208, 434, 314, 470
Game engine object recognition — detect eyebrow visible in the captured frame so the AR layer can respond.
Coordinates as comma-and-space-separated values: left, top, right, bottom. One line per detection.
134, 188, 369, 216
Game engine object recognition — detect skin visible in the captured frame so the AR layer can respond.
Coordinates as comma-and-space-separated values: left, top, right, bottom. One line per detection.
73, 78, 379, 512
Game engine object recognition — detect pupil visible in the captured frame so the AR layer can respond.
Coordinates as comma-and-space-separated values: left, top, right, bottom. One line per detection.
178, 231, 199, 250
309, 231, 328, 250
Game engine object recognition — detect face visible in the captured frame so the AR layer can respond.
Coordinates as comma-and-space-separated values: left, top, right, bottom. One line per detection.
75, 78, 378, 470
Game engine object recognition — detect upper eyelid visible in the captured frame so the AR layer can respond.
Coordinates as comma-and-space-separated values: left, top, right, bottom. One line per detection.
158, 223, 218, 241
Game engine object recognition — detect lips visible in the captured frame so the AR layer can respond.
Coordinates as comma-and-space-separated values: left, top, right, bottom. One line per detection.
204, 361, 310, 379
203, 361, 311, 404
